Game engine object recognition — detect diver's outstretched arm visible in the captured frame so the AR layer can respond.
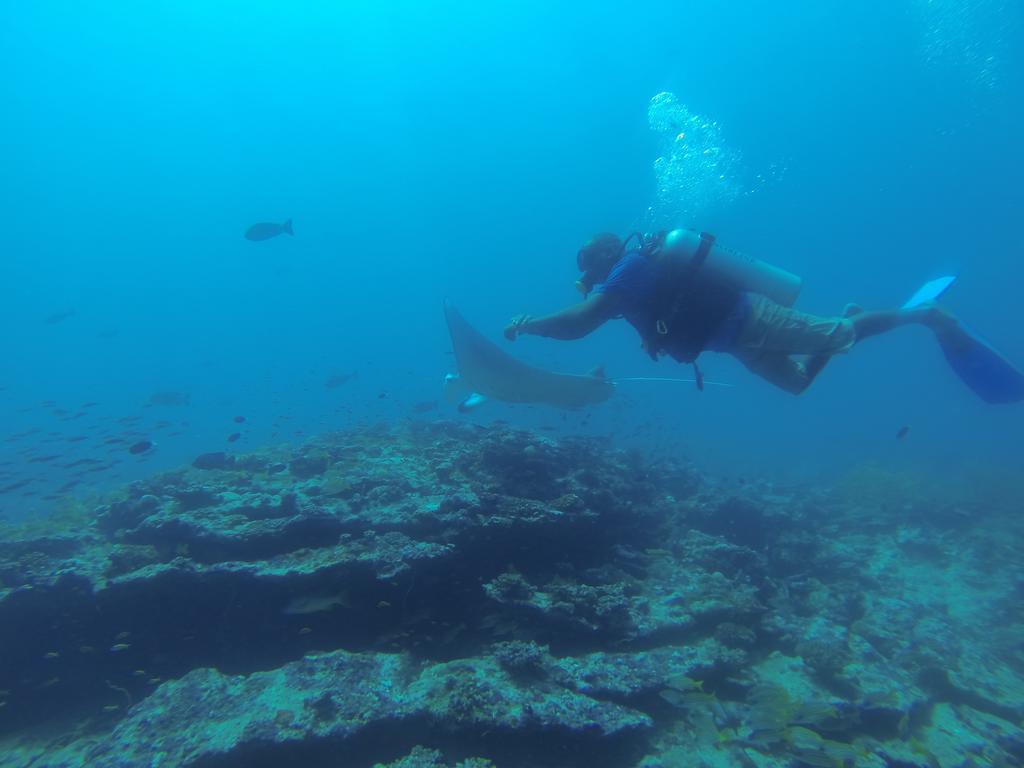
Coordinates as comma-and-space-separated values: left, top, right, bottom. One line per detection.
504, 293, 619, 341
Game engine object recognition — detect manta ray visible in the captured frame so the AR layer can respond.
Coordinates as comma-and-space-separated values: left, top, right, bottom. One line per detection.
443, 301, 616, 411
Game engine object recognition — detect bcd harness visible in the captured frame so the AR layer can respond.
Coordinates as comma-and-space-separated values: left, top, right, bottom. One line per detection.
628, 230, 742, 390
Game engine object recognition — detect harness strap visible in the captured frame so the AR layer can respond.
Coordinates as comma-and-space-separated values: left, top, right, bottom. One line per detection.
692, 231, 716, 267
653, 232, 718, 391
658, 231, 717, 336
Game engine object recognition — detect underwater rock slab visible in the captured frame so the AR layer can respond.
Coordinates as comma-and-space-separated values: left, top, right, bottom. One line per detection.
886, 702, 1024, 768
373, 747, 495, 768
948, 647, 1024, 715
3, 422, 1024, 768
76, 649, 650, 768
482, 546, 762, 642
545, 641, 745, 697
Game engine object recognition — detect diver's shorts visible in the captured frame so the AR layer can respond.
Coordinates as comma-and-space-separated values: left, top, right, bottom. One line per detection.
733, 294, 856, 356
726, 295, 856, 394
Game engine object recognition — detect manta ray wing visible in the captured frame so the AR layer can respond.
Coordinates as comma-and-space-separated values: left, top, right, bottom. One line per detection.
444, 301, 615, 409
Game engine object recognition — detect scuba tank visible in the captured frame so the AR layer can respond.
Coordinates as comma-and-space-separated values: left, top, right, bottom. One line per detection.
660, 228, 802, 306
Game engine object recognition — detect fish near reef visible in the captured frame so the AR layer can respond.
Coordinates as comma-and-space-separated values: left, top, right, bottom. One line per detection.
149, 391, 191, 407
245, 219, 293, 241
325, 371, 357, 389
283, 592, 350, 615
44, 309, 76, 325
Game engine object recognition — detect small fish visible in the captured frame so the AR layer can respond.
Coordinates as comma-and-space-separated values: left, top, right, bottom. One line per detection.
102, 705, 120, 712
283, 592, 350, 615
660, 689, 720, 711
376, 601, 391, 609
226, 432, 241, 443
298, 627, 313, 635
129, 441, 154, 455
244, 219, 293, 241
665, 674, 703, 692
789, 749, 838, 768
64, 458, 101, 468
897, 712, 910, 739
786, 726, 825, 750
659, 689, 688, 708
148, 391, 191, 407
109, 643, 131, 652
44, 309, 76, 325
115, 631, 131, 640
411, 401, 438, 414
233, 415, 246, 424
0, 479, 33, 493
324, 372, 357, 389
131, 670, 147, 677
896, 425, 910, 440
80, 463, 116, 474
44, 651, 60, 659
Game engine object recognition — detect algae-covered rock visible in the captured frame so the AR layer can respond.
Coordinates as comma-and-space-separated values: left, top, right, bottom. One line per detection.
80, 649, 648, 768
2, 421, 1023, 768
289, 451, 330, 479
886, 702, 1024, 768
373, 747, 497, 768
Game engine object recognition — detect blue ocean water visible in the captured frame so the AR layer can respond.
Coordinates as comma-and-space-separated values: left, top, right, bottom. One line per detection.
0, 3, 1022, 765
1, 1, 1022, 505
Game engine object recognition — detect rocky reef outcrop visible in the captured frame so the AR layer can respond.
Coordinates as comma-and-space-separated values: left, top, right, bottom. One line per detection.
0, 422, 1021, 768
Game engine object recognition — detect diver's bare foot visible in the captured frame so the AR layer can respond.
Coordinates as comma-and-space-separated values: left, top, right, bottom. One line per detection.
842, 303, 865, 317
911, 301, 958, 331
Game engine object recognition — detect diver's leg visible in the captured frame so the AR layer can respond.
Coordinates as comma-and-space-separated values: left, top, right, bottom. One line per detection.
800, 353, 832, 388
799, 303, 957, 389
774, 304, 956, 390
799, 303, 864, 387
850, 303, 949, 342
733, 350, 812, 395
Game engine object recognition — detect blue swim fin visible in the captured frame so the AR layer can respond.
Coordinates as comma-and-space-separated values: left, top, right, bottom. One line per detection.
903, 276, 957, 309
904, 276, 1023, 404
936, 323, 1024, 404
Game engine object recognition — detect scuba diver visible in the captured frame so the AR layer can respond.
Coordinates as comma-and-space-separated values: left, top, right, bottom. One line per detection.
502, 229, 1009, 398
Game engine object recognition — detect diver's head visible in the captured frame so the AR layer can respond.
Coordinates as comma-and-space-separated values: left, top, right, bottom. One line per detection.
575, 232, 623, 297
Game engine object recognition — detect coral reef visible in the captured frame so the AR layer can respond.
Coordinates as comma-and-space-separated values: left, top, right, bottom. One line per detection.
0, 421, 1021, 767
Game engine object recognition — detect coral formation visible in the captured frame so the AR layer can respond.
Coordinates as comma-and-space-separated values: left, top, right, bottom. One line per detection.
0, 421, 1021, 767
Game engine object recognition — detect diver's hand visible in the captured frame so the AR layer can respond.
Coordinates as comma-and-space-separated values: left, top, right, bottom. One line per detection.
504, 314, 533, 341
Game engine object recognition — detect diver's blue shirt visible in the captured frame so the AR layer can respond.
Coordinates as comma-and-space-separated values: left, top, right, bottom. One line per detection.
596, 251, 749, 353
